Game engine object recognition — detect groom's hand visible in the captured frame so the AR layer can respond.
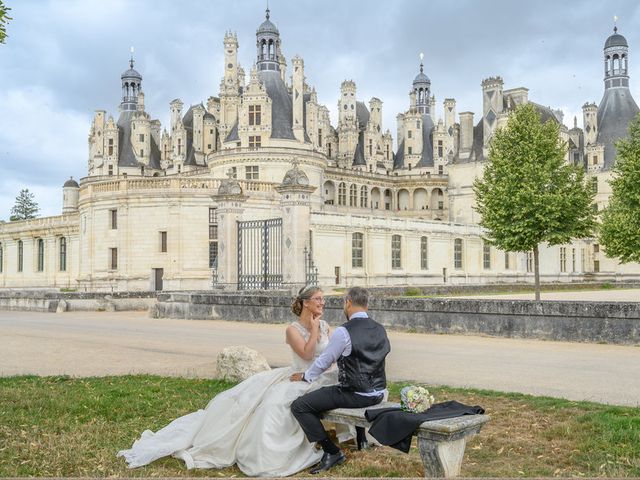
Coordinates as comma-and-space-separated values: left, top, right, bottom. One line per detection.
290, 372, 305, 382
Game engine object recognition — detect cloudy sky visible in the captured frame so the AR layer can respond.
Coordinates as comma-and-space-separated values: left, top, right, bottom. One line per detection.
1, 0, 639, 219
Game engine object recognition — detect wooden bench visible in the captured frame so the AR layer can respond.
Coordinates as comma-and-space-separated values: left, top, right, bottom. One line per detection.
323, 401, 490, 478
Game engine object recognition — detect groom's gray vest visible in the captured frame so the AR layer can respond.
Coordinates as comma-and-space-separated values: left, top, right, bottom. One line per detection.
337, 316, 390, 393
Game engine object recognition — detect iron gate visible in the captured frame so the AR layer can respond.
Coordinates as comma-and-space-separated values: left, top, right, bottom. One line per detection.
237, 218, 283, 290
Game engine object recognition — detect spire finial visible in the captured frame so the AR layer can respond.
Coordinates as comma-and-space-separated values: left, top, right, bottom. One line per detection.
573, 116, 577, 128
129, 46, 135, 69
419, 52, 424, 72
266, 1, 270, 20
613, 15, 618, 33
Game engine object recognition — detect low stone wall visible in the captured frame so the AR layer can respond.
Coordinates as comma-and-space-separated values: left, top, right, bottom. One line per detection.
367, 281, 640, 296
152, 292, 640, 345
0, 290, 156, 312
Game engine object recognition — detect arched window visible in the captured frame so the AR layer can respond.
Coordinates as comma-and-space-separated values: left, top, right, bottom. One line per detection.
384, 189, 392, 210
392, 235, 402, 269
431, 188, 444, 210
59, 237, 67, 272
398, 189, 410, 210
454, 238, 463, 269
338, 182, 346, 206
352, 233, 363, 268
349, 184, 357, 207
17, 240, 23, 272
360, 186, 368, 208
420, 237, 428, 270
37, 239, 45, 272
268, 39, 274, 59
323, 181, 336, 205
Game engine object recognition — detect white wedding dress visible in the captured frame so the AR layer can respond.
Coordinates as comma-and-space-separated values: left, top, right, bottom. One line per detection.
117, 320, 339, 477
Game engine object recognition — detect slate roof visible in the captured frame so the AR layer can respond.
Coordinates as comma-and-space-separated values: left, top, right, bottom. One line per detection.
355, 101, 370, 129
63, 178, 79, 188
416, 114, 435, 168
117, 111, 139, 167
597, 87, 640, 170
353, 131, 366, 166
393, 139, 405, 169
259, 70, 296, 140
116, 110, 162, 170
605, 31, 628, 49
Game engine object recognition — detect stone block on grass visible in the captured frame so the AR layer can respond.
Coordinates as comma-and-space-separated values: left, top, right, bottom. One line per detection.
216, 345, 270, 381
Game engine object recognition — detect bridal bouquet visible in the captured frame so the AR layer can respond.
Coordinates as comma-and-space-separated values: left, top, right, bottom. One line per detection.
400, 385, 435, 413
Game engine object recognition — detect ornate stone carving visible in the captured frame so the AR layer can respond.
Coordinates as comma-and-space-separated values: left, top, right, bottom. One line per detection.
280, 160, 310, 187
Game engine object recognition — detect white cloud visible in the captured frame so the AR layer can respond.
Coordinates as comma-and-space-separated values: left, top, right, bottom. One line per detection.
0, 86, 87, 219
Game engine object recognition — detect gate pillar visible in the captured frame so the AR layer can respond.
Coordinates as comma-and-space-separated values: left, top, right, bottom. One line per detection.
276, 162, 317, 292
212, 176, 247, 290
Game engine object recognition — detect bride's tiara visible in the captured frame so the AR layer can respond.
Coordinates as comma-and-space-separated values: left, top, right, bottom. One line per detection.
296, 284, 315, 298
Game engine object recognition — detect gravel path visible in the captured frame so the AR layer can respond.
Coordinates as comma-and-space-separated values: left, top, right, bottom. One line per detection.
1, 310, 638, 407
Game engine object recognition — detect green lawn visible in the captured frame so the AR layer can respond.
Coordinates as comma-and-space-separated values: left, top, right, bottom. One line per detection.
0, 375, 638, 477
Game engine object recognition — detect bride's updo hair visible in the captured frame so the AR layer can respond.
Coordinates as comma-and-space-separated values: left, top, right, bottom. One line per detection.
291, 285, 322, 316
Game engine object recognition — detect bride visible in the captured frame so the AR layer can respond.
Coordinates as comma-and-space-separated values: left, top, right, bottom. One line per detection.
117, 286, 339, 477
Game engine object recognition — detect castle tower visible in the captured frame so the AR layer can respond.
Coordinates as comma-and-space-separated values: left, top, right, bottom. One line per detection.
369, 97, 383, 130
222, 31, 239, 91
481, 76, 504, 147
338, 80, 357, 124
62, 177, 80, 214
413, 54, 431, 115
256, 7, 281, 72
582, 102, 598, 145
120, 48, 142, 112
292, 55, 305, 142
220, 32, 240, 140
338, 80, 358, 166
596, 24, 640, 169
604, 24, 630, 89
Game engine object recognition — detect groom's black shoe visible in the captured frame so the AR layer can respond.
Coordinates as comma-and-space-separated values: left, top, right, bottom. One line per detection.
310, 451, 346, 474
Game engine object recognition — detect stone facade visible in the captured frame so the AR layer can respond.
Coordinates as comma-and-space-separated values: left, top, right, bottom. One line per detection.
1, 10, 639, 292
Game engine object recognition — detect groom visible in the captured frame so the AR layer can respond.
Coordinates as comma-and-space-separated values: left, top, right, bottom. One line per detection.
290, 286, 391, 474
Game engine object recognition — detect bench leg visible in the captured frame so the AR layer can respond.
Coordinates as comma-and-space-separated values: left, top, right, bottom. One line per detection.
417, 436, 466, 478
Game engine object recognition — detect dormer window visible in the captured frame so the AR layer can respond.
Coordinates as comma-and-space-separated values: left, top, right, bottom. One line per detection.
249, 105, 262, 126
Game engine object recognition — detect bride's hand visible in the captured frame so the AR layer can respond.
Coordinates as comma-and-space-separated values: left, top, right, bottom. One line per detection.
310, 314, 321, 333
290, 372, 305, 382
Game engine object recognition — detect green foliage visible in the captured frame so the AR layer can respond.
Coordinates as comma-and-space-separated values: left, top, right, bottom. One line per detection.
473, 103, 596, 253
0, 0, 11, 44
599, 114, 640, 263
9, 188, 39, 221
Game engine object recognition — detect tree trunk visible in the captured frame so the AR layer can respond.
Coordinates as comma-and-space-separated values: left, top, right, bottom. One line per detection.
533, 245, 541, 301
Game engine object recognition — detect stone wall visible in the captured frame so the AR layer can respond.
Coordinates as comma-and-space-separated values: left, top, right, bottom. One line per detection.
152, 292, 640, 345
0, 290, 156, 312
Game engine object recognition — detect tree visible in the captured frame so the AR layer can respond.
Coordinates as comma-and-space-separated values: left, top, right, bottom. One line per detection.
10, 188, 40, 221
599, 114, 640, 263
0, 1, 11, 44
473, 103, 596, 300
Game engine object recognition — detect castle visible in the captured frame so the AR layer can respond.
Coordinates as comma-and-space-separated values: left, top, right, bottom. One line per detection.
0, 10, 638, 291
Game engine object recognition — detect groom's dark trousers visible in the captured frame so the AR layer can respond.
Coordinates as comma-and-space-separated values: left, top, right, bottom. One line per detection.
292, 386, 382, 442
